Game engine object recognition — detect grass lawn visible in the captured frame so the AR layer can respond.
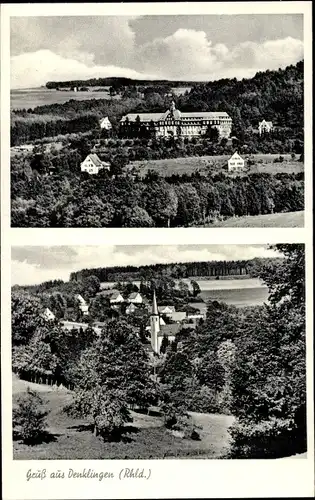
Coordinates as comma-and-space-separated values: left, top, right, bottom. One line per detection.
204, 211, 304, 228
13, 377, 234, 460
129, 154, 303, 178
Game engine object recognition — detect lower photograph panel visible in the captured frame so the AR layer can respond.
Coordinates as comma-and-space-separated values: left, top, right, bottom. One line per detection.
11, 244, 306, 460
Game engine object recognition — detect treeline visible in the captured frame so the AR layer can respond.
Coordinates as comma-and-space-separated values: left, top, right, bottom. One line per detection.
11, 114, 99, 146
177, 61, 304, 131
46, 77, 197, 89
69, 257, 273, 283
11, 148, 304, 226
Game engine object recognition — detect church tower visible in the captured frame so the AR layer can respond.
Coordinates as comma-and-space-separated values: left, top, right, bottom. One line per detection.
150, 290, 160, 354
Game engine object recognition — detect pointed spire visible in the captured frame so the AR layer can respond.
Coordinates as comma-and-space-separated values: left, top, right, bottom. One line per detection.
152, 290, 158, 315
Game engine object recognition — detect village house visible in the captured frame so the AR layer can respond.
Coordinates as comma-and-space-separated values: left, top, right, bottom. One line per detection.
120, 101, 232, 139
99, 116, 112, 130
60, 320, 89, 332
126, 302, 138, 314
170, 311, 186, 323
258, 119, 273, 135
98, 289, 125, 304
42, 308, 56, 321
76, 294, 89, 315
228, 152, 246, 172
80, 154, 110, 175
158, 305, 176, 317
127, 292, 143, 304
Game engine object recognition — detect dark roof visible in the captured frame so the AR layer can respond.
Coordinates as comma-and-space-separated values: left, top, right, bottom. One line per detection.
158, 323, 182, 337
97, 289, 121, 298
121, 111, 231, 123
88, 154, 104, 167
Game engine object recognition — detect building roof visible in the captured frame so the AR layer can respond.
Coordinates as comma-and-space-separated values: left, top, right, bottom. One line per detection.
158, 323, 182, 337
42, 307, 55, 319
98, 289, 122, 299
152, 291, 158, 315
158, 305, 176, 313
259, 119, 273, 126
128, 292, 141, 299
76, 294, 86, 305
60, 320, 89, 331
126, 303, 137, 310
120, 111, 231, 123
171, 311, 186, 322
229, 152, 244, 161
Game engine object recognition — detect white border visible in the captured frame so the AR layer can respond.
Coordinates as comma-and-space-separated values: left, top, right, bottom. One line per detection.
1, 2, 314, 499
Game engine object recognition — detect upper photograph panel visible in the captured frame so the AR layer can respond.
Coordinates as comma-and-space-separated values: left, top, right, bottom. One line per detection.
10, 14, 304, 228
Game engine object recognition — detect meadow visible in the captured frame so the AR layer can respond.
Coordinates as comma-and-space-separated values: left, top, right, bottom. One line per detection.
129, 154, 303, 178
13, 377, 234, 460
11, 88, 113, 110
206, 211, 304, 228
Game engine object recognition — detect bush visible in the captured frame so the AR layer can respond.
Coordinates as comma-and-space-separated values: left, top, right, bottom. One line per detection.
228, 417, 307, 458
13, 388, 49, 444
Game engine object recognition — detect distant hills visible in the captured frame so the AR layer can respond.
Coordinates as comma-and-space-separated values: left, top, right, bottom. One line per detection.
46, 77, 198, 89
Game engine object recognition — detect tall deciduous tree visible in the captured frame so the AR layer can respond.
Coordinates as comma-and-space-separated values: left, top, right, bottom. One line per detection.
71, 319, 156, 438
230, 244, 306, 458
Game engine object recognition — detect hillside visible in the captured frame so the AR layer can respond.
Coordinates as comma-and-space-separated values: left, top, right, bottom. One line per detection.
177, 61, 304, 130
11, 61, 303, 145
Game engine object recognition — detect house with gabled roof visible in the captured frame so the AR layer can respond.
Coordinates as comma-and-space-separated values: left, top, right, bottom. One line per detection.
158, 305, 175, 316
76, 294, 89, 315
228, 152, 245, 172
42, 308, 56, 321
126, 302, 138, 314
98, 289, 125, 304
128, 292, 143, 304
99, 116, 112, 130
80, 154, 110, 175
258, 119, 273, 135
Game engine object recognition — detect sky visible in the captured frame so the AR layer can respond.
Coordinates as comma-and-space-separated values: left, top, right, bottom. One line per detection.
11, 245, 281, 286
10, 14, 304, 89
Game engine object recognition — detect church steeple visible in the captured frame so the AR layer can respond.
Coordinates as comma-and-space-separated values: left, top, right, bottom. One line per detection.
150, 290, 160, 354
152, 289, 158, 315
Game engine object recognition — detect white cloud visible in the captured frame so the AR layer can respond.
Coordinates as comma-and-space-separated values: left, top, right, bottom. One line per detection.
11, 50, 157, 89
11, 27, 303, 88
11, 245, 280, 286
135, 30, 303, 80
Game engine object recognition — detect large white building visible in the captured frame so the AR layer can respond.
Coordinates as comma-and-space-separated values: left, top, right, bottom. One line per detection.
120, 101, 232, 139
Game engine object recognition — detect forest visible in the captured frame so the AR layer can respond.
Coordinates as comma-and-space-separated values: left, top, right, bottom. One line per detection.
11, 145, 304, 227
45, 77, 196, 89
69, 256, 276, 283
11, 62, 303, 147
12, 245, 306, 458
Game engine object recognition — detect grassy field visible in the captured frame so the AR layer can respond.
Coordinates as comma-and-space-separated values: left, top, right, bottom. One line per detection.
205, 210, 304, 228
129, 154, 303, 177
13, 376, 234, 460
11, 88, 113, 110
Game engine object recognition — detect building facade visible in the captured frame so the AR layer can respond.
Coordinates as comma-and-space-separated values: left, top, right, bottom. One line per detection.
99, 116, 112, 130
258, 120, 273, 135
120, 101, 232, 139
228, 152, 245, 172
80, 154, 110, 175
